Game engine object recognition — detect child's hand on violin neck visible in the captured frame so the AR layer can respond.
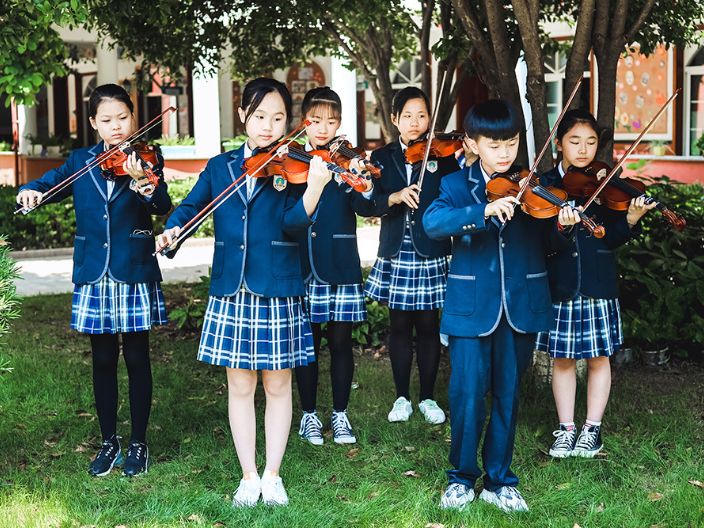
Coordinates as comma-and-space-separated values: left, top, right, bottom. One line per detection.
123, 151, 151, 182
627, 195, 657, 224
558, 205, 582, 227
485, 196, 519, 222
389, 184, 421, 209
157, 226, 181, 250
17, 189, 43, 209
348, 158, 373, 192
307, 155, 333, 191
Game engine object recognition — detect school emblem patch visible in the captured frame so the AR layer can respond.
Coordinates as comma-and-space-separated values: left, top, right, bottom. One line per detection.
273, 175, 288, 192
427, 160, 438, 173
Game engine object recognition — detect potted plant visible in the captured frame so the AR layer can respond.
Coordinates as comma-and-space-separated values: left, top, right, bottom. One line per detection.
648, 140, 667, 156
0, 141, 12, 152
151, 134, 196, 158
221, 134, 248, 152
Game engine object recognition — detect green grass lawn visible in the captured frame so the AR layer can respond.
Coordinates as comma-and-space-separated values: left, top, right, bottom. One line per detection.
1, 287, 703, 527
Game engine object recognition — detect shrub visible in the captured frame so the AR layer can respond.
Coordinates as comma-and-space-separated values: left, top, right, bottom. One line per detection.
616, 176, 704, 357
0, 236, 22, 373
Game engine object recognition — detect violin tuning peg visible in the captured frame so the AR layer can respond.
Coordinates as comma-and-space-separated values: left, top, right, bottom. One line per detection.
345, 187, 353, 194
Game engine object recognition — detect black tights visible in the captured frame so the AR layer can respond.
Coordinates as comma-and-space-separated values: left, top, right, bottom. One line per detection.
295, 321, 354, 413
90, 331, 152, 443
388, 308, 440, 402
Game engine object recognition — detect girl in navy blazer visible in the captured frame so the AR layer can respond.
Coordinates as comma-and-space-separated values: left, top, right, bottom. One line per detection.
535, 110, 655, 459
360, 87, 460, 425
158, 78, 329, 507
17, 84, 172, 477
294, 87, 373, 446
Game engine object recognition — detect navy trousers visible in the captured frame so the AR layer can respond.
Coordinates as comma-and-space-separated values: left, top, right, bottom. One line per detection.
446, 315, 535, 490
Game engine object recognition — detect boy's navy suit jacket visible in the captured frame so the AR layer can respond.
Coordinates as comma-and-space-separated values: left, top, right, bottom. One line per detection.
423, 162, 573, 338
20, 142, 171, 284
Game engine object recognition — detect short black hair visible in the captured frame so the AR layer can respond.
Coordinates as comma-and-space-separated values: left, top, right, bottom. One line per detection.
88, 83, 133, 119
464, 99, 523, 141
241, 77, 292, 126
301, 86, 342, 121
392, 86, 430, 117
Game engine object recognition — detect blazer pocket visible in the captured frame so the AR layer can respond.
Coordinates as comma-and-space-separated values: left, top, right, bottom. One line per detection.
332, 234, 357, 269
596, 249, 617, 284
130, 233, 156, 265
211, 241, 225, 279
526, 271, 551, 314
271, 241, 300, 279
443, 273, 476, 316
73, 235, 86, 267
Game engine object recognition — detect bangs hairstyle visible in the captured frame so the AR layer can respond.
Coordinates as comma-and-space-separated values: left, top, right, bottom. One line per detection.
301, 86, 342, 121
392, 86, 430, 117
555, 109, 599, 143
464, 99, 523, 141
88, 83, 133, 119
241, 78, 292, 125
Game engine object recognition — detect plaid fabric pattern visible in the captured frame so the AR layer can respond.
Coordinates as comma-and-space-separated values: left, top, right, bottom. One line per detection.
198, 292, 315, 370
306, 278, 367, 323
71, 275, 167, 334
535, 296, 623, 359
364, 234, 448, 311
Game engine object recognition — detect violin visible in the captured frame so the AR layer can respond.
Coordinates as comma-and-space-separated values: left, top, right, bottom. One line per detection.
404, 131, 464, 165
562, 161, 686, 231
99, 142, 161, 187
324, 137, 382, 178
242, 140, 368, 193
486, 168, 606, 238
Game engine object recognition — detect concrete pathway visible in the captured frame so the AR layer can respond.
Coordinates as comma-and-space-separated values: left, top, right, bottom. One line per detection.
12, 226, 380, 297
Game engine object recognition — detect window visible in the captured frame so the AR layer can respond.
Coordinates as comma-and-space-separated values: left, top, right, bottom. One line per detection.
684, 46, 704, 155
543, 51, 591, 130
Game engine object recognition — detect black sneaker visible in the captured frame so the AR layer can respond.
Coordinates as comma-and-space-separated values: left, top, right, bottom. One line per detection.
88, 435, 122, 477
573, 424, 603, 458
549, 424, 577, 458
122, 440, 149, 476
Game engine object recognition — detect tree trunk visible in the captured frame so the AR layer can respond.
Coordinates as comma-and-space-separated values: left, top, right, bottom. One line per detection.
563, 0, 596, 110
419, 0, 435, 99
594, 54, 619, 163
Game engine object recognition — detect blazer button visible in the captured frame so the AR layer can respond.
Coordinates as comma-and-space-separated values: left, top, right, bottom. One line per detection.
501, 243, 506, 248
103, 214, 108, 220
103, 243, 108, 248
471, 223, 476, 228
311, 232, 317, 238
240, 245, 245, 250
241, 215, 245, 220
411, 220, 415, 226
572, 252, 578, 257
462, 226, 467, 231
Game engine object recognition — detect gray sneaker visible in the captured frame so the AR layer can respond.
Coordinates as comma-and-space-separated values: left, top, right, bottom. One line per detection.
439, 483, 475, 511
479, 486, 529, 512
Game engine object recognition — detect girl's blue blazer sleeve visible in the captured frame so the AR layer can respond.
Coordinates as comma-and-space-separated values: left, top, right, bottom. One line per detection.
165, 145, 314, 298
541, 166, 641, 301
19, 142, 171, 285
423, 163, 572, 338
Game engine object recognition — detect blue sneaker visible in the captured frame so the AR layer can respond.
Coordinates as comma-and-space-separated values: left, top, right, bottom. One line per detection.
440, 483, 475, 511
299, 411, 324, 445
87, 435, 122, 477
479, 486, 529, 512
549, 424, 577, 458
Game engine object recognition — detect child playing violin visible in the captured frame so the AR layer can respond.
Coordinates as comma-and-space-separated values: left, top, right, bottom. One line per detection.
535, 109, 655, 458
294, 87, 373, 446
360, 87, 460, 425
16, 83, 171, 477
424, 99, 580, 513
158, 78, 330, 507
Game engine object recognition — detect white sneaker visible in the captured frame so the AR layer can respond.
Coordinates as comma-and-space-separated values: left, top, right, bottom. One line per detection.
261, 472, 289, 506
331, 410, 357, 444
418, 399, 446, 424
439, 483, 475, 511
232, 473, 260, 507
479, 486, 529, 512
388, 397, 413, 422
298, 411, 324, 445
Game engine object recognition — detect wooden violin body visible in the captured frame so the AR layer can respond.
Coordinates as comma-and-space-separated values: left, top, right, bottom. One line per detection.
326, 137, 382, 178
99, 142, 161, 186
404, 132, 464, 165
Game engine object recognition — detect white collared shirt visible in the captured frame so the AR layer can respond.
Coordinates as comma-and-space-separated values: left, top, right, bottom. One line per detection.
243, 142, 256, 200
478, 160, 492, 185
399, 138, 413, 184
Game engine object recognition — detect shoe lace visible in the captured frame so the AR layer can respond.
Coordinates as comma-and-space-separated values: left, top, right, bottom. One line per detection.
575, 427, 598, 450
498, 486, 522, 502
299, 413, 323, 438
392, 398, 409, 413
96, 438, 118, 460
421, 400, 441, 412
332, 412, 353, 437
552, 428, 575, 449
127, 442, 146, 461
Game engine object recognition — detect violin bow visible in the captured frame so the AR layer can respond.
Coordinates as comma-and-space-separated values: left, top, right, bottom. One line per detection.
416, 69, 448, 193
581, 89, 680, 210
154, 120, 312, 256
15, 106, 176, 215
515, 77, 583, 202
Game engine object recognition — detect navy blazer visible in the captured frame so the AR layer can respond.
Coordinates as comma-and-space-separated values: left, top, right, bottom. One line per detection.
20, 142, 171, 285
423, 163, 573, 338
298, 178, 370, 285
355, 141, 460, 259
165, 145, 314, 298
541, 166, 641, 301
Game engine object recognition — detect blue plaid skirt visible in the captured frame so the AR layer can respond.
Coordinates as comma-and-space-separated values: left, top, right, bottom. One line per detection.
364, 234, 448, 311
535, 296, 623, 360
71, 275, 167, 334
306, 278, 367, 323
198, 292, 315, 370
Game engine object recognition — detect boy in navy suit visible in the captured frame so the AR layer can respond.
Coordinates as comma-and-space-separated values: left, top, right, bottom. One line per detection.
423, 100, 579, 512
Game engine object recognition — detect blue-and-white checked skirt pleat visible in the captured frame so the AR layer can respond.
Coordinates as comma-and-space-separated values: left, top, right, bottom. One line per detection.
535, 296, 623, 360
71, 275, 167, 334
306, 277, 367, 323
198, 291, 315, 370
364, 233, 448, 311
